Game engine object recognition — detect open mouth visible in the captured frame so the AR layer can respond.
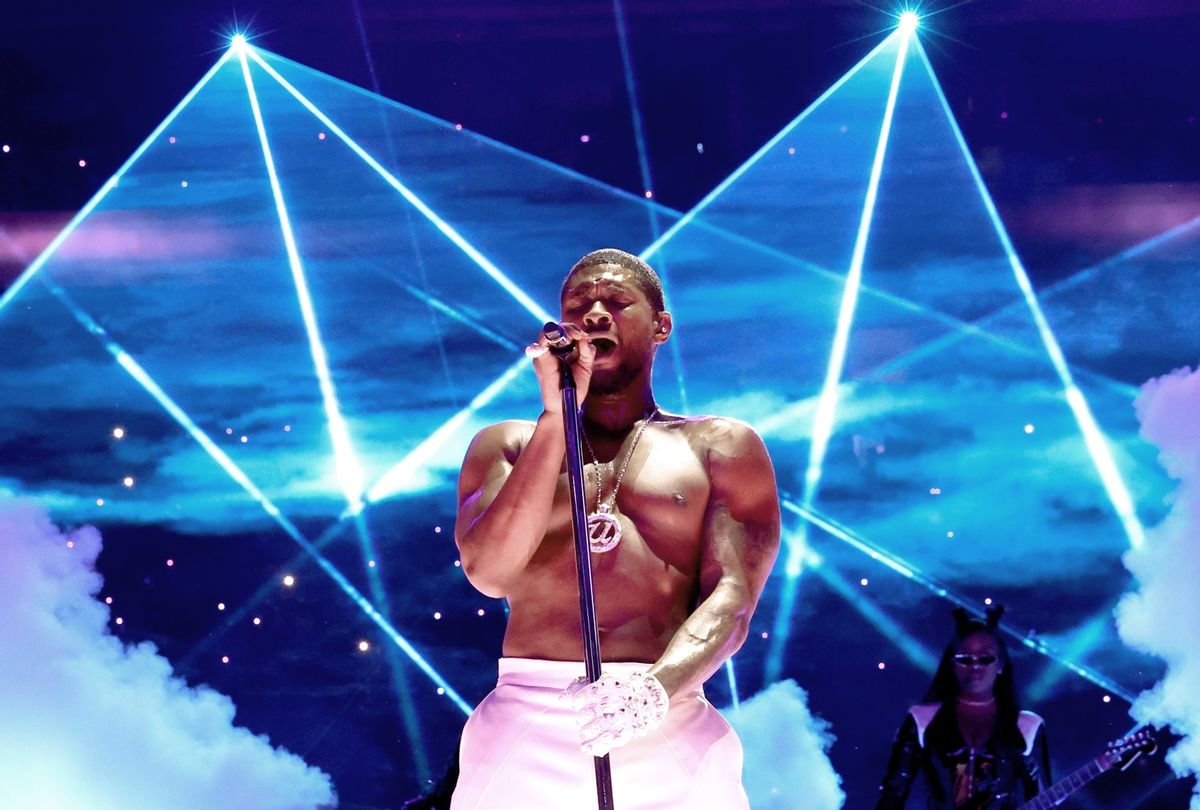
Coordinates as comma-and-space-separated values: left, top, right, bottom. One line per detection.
590, 337, 617, 353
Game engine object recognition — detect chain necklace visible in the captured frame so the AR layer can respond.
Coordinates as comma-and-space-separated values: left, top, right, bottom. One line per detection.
580, 408, 658, 553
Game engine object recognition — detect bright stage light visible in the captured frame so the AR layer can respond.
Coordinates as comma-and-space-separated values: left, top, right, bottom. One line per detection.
230, 34, 248, 52
899, 11, 920, 33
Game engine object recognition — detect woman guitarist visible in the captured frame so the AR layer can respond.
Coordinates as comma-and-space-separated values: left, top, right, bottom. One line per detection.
875, 606, 1051, 809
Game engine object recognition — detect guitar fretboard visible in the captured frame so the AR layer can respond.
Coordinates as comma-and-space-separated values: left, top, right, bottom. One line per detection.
1021, 759, 1106, 809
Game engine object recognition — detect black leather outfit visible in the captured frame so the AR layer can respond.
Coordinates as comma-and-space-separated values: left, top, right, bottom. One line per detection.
876, 704, 1051, 809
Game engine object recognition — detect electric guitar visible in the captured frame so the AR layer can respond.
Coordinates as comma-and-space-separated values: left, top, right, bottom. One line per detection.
963, 729, 1157, 809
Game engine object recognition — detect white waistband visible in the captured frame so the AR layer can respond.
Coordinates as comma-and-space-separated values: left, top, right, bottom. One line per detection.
496, 657, 703, 698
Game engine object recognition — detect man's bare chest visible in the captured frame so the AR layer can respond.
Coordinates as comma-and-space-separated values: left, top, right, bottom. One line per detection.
534, 433, 709, 571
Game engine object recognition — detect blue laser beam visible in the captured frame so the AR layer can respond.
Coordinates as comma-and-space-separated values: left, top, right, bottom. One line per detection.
914, 38, 1145, 551
346, 0, 460, 425
639, 33, 895, 265
351, 512, 431, 779
239, 47, 368, 511
763, 527, 814, 685
724, 659, 741, 711
1026, 604, 1118, 704
0, 49, 236, 318
45, 280, 297, 531
613, 0, 657, 220
1009, 212, 1200, 313
246, 47, 554, 325
343, 0, 465, 430
764, 27, 912, 685
800, 27, 910, 508
393, 279, 520, 351
612, 0, 690, 412
653, 193, 1144, 403
782, 498, 1136, 703
368, 356, 528, 503
180, 508, 361, 669
806, 557, 939, 674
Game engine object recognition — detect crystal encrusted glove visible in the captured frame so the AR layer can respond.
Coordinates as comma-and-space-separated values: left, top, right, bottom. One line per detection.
562, 671, 670, 756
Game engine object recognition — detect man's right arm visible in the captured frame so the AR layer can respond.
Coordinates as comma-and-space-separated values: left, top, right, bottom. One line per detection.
454, 413, 567, 598
455, 325, 596, 598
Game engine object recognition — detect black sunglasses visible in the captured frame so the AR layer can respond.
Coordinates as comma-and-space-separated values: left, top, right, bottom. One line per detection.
953, 653, 998, 666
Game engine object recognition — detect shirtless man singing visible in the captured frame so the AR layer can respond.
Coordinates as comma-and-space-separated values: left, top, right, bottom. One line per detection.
450, 248, 780, 809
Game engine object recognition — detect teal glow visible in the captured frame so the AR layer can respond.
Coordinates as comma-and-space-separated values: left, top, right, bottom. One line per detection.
1026, 606, 1116, 703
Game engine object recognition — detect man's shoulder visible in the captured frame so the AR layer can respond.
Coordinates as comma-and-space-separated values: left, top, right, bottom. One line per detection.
478, 418, 537, 438
671, 414, 766, 450
468, 419, 537, 457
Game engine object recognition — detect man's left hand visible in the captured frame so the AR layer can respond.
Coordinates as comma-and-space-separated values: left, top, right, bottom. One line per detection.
562, 671, 670, 757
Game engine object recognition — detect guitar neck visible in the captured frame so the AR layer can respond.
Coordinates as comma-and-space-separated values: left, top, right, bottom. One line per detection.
1020, 758, 1108, 810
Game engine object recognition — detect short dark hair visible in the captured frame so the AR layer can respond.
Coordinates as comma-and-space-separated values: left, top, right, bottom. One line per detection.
562, 248, 665, 313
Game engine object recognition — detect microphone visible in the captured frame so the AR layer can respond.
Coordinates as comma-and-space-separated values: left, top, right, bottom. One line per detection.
542, 322, 577, 359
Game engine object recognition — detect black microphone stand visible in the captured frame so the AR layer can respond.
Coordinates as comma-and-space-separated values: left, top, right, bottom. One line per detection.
556, 354, 616, 810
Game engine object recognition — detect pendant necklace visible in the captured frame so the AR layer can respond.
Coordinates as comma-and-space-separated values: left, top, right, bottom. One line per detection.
580, 408, 657, 553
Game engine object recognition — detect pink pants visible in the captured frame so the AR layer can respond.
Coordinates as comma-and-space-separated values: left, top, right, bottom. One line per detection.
450, 658, 749, 810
